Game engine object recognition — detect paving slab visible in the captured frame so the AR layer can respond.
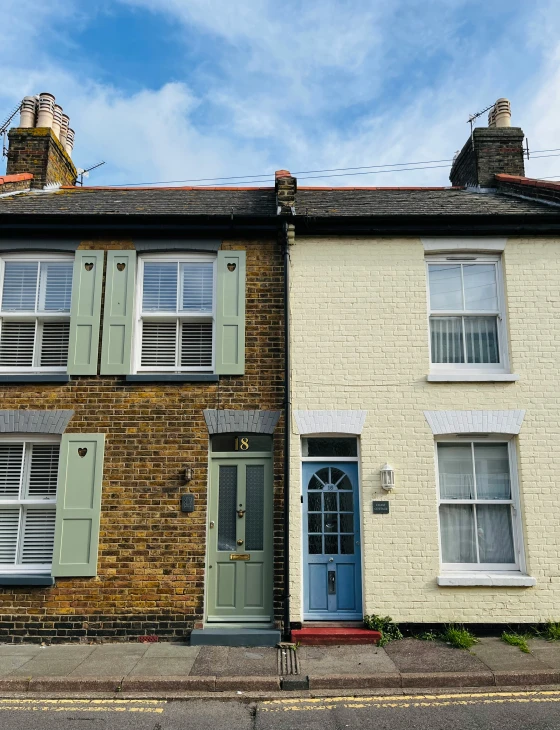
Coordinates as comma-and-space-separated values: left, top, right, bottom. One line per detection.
0, 656, 38, 676
384, 638, 489, 673
0, 644, 43, 656
143, 643, 200, 658
88, 644, 148, 656
10, 646, 95, 676
472, 637, 549, 671
68, 654, 141, 677
297, 644, 398, 675
190, 646, 278, 676
129, 657, 199, 676
526, 639, 560, 669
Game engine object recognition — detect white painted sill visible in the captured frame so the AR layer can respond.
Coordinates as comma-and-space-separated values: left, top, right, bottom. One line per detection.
437, 572, 536, 587
427, 373, 519, 383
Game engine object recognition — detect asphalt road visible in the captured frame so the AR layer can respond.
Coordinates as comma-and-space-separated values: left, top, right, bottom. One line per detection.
2, 690, 560, 730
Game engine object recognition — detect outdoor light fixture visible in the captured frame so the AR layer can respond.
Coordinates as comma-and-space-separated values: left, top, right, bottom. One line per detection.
184, 466, 193, 483
380, 463, 395, 491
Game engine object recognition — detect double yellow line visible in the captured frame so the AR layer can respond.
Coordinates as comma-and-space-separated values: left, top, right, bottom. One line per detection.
261, 689, 560, 713
0, 698, 164, 714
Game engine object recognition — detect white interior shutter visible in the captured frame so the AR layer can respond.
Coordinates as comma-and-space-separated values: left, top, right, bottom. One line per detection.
27, 445, 59, 498
21, 508, 56, 563
181, 322, 213, 367
0, 321, 36, 366
142, 263, 177, 311
0, 508, 19, 563
40, 262, 73, 312
0, 444, 23, 497
141, 321, 177, 367
181, 263, 213, 312
40, 321, 70, 367
1, 262, 38, 311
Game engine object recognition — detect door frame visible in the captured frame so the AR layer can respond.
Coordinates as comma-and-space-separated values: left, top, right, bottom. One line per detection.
205, 448, 274, 623
301, 442, 364, 621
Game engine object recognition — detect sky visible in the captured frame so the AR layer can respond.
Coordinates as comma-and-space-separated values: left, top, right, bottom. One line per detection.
1, 0, 560, 187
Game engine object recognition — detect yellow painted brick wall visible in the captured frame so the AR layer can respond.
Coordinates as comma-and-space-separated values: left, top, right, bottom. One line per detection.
289, 236, 560, 624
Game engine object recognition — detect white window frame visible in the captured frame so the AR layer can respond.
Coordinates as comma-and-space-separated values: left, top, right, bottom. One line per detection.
426, 254, 510, 375
0, 434, 60, 575
435, 435, 525, 573
133, 253, 216, 373
0, 253, 74, 373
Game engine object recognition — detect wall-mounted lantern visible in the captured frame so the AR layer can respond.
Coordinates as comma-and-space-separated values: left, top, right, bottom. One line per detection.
380, 463, 395, 492
184, 466, 193, 484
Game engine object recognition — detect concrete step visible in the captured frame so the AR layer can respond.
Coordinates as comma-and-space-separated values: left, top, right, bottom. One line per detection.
291, 627, 381, 645
190, 628, 281, 647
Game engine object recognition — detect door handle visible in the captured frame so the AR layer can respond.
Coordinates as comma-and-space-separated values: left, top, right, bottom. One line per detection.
237, 509, 246, 518
209, 521, 215, 529
328, 557, 334, 562
237, 539, 244, 546
328, 570, 336, 595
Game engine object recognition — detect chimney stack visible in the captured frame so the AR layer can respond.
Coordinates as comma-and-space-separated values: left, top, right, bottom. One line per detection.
6, 92, 77, 189
450, 97, 525, 189
275, 169, 297, 214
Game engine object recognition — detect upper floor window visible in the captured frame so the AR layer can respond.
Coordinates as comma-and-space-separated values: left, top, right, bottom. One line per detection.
427, 256, 509, 373
0, 256, 73, 372
135, 255, 215, 372
0, 438, 59, 573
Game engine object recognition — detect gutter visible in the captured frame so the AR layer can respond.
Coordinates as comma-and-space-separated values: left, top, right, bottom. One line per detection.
282, 221, 291, 638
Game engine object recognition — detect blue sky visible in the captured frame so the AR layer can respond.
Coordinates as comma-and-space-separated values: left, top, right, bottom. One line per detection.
1, 0, 560, 186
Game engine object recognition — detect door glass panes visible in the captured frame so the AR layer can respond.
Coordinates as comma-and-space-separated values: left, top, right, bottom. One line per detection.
245, 465, 264, 551
307, 467, 355, 556
218, 465, 237, 551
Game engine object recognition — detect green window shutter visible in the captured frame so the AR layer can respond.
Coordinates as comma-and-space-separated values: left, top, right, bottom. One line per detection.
67, 250, 104, 375
52, 433, 105, 578
100, 250, 137, 375
215, 250, 246, 375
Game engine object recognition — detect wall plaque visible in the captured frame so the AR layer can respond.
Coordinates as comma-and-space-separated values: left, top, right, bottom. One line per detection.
372, 500, 390, 514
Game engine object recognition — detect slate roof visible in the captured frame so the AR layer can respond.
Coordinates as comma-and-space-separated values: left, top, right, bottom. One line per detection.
0, 184, 555, 218
0, 187, 276, 217
295, 187, 555, 216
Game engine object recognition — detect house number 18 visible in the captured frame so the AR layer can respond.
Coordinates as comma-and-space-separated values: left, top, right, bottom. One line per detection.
235, 437, 250, 451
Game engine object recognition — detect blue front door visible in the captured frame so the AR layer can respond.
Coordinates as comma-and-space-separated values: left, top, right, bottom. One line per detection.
303, 462, 362, 620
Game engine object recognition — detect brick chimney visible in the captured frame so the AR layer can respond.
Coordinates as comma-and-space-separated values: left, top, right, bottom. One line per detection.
449, 98, 525, 189
6, 93, 77, 190
275, 169, 297, 214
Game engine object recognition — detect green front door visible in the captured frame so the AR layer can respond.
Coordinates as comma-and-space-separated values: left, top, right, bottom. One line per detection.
207, 456, 273, 622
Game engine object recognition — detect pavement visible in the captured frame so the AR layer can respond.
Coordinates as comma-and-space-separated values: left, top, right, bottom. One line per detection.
1, 637, 560, 695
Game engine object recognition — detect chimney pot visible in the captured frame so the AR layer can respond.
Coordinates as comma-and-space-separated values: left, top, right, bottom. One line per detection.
19, 97, 37, 128
64, 128, 75, 157
493, 97, 511, 128
36, 92, 55, 128
52, 104, 63, 139
59, 113, 70, 146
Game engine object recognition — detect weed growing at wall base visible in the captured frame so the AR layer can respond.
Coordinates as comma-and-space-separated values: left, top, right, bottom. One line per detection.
441, 625, 478, 650
364, 614, 403, 647
502, 632, 530, 653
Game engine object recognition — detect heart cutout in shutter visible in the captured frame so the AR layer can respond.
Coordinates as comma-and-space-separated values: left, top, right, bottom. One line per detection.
117, 262, 126, 271
85, 262, 94, 271
227, 263, 236, 272
78, 447, 88, 458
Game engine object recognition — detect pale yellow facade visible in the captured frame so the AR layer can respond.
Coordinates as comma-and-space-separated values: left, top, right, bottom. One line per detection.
289, 235, 560, 624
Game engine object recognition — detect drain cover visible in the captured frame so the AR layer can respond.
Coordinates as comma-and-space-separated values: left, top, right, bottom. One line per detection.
277, 642, 300, 675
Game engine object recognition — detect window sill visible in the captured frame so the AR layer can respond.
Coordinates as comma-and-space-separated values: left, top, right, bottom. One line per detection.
437, 572, 536, 587
0, 575, 55, 586
0, 374, 70, 383
427, 373, 519, 383
126, 374, 219, 383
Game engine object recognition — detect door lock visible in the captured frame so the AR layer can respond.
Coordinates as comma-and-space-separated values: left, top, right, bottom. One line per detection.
237, 539, 244, 546
209, 521, 215, 528
237, 509, 246, 518
328, 557, 334, 562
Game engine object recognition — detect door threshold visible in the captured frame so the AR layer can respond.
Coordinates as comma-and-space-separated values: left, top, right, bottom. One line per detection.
203, 622, 274, 630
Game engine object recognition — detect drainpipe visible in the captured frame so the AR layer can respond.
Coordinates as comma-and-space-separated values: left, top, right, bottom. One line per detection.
282, 220, 292, 638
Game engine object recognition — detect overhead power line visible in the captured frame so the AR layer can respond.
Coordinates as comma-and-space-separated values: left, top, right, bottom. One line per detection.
100, 149, 560, 188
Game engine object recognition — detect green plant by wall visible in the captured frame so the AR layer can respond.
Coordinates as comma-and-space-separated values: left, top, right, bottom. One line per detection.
501, 632, 530, 653
542, 622, 560, 642
441, 625, 478, 650
364, 614, 403, 647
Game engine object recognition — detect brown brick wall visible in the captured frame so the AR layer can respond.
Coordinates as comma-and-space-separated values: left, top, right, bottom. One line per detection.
0, 238, 285, 643
450, 127, 525, 188
6, 128, 77, 189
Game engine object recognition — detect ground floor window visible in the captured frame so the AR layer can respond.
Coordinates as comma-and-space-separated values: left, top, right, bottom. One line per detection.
0, 439, 59, 573
436, 439, 521, 571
